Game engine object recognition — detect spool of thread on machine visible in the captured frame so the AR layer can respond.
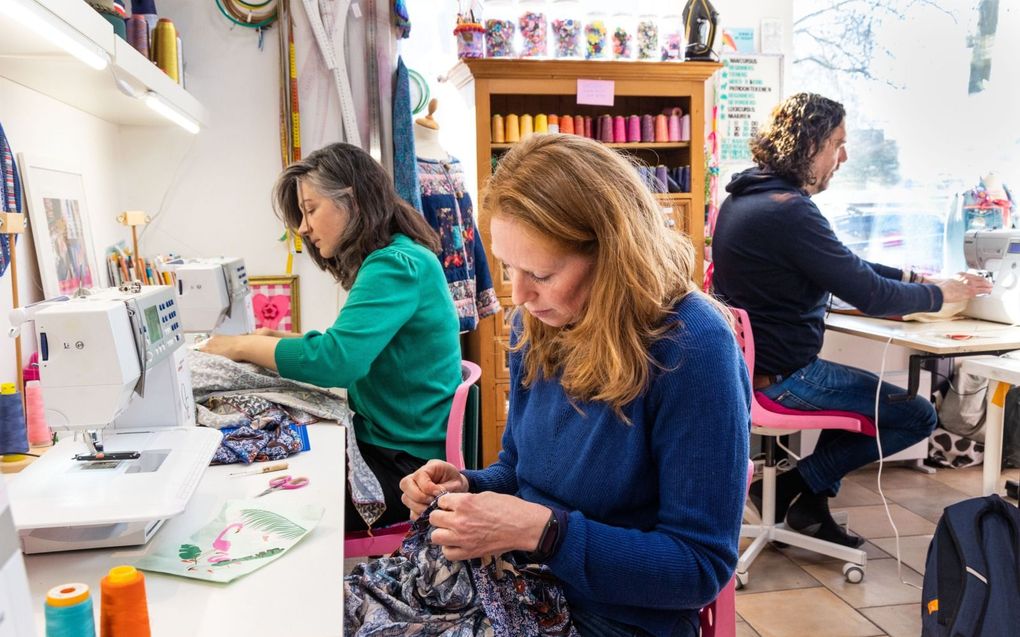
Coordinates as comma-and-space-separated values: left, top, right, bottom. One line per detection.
25, 380, 52, 447
0, 382, 28, 456
101, 565, 152, 637
45, 582, 97, 637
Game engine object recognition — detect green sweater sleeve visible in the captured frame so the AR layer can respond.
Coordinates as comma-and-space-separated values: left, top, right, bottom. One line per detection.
274, 248, 421, 388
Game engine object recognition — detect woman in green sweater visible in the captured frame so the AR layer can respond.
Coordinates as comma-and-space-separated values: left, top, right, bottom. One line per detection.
202, 143, 462, 531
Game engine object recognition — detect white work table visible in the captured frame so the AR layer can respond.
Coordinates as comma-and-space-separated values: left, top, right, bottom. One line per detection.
825, 313, 1020, 399
18, 424, 345, 637
959, 357, 1020, 496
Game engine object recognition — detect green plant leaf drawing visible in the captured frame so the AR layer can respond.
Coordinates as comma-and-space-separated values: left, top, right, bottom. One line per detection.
210, 547, 285, 567
178, 543, 202, 563
239, 509, 308, 540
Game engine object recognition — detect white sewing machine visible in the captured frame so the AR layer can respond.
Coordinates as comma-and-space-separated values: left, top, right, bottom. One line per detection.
5, 285, 220, 554
963, 229, 1020, 325
160, 257, 255, 335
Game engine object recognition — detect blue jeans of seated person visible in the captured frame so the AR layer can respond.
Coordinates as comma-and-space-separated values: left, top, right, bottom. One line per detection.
758, 358, 937, 497
570, 606, 695, 637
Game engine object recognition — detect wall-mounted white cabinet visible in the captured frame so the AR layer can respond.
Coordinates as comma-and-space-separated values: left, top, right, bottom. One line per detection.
0, 0, 206, 128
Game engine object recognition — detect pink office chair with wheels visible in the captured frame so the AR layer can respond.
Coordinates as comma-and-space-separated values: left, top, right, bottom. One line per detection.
729, 308, 873, 589
344, 360, 482, 558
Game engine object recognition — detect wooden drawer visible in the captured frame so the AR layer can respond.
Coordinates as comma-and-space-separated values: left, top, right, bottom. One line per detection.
492, 260, 512, 297
495, 302, 514, 339
657, 194, 691, 235
494, 338, 510, 379
495, 382, 511, 421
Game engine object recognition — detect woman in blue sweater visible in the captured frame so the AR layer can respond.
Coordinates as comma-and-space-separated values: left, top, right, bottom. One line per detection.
400, 134, 751, 636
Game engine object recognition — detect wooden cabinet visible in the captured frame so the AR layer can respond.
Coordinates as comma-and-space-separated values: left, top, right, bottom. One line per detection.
453, 59, 720, 466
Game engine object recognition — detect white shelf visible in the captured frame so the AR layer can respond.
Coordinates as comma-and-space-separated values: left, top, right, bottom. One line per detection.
0, 0, 206, 128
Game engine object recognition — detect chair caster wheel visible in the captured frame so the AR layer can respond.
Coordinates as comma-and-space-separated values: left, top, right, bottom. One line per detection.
843, 563, 865, 584
734, 571, 748, 590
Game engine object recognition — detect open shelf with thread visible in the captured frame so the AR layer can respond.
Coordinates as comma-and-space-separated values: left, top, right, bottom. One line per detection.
453, 59, 721, 467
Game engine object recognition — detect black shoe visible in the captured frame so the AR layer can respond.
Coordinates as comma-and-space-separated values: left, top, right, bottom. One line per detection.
785, 493, 865, 549
748, 468, 808, 525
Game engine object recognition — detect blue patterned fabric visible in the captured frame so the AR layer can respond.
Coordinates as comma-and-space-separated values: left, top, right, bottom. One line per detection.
393, 57, 423, 212
0, 122, 22, 278
344, 498, 578, 636
418, 158, 500, 331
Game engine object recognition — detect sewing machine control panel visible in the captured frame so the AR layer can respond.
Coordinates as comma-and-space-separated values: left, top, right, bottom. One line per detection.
136, 291, 182, 367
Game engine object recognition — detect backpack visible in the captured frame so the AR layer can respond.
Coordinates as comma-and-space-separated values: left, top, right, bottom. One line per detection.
921, 495, 1020, 636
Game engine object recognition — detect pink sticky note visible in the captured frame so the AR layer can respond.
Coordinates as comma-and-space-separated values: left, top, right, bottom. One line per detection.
576, 79, 615, 107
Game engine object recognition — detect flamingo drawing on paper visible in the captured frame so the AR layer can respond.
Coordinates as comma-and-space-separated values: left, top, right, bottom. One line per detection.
208, 522, 244, 564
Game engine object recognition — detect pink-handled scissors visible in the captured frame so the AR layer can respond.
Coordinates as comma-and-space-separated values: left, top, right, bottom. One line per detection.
255, 475, 309, 497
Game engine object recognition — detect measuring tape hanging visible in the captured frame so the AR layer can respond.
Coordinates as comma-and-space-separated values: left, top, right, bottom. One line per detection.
215, 0, 279, 29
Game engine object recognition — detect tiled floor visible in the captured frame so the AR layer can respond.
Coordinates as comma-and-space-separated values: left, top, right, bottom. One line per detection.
733, 464, 1020, 637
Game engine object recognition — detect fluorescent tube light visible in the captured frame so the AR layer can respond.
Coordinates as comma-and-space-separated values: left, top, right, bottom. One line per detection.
144, 91, 200, 134
0, 0, 109, 70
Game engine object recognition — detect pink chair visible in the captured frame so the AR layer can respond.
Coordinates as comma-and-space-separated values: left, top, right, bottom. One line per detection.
730, 308, 872, 589
699, 460, 754, 637
344, 360, 482, 558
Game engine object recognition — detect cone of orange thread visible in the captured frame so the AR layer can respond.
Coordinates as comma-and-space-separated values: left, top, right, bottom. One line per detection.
100, 565, 151, 637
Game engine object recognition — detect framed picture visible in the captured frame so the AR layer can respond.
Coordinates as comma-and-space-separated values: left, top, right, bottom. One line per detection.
18, 155, 100, 297
249, 275, 301, 333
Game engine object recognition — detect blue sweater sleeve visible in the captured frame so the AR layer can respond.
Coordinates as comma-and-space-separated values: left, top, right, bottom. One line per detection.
783, 203, 942, 316
546, 310, 751, 609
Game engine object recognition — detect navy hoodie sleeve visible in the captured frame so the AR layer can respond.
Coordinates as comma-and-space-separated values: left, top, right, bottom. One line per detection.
781, 202, 942, 316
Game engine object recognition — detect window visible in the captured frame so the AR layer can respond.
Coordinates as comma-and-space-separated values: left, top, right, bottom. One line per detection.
792, 0, 1018, 274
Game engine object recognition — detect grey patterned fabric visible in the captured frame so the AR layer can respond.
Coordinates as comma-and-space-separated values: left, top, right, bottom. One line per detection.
189, 350, 386, 527
344, 498, 578, 636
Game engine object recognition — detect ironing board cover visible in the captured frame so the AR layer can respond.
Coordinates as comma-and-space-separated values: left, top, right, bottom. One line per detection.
0, 122, 22, 277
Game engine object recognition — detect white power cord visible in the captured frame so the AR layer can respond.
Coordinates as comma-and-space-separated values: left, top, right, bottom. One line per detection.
874, 334, 923, 591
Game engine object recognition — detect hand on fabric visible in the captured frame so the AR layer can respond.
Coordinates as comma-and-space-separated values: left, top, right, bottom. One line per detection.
400, 459, 469, 518
199, 334, 244, 360
933, 272, 993, 304
198, 334, 280, 370
427, 492, 550, 561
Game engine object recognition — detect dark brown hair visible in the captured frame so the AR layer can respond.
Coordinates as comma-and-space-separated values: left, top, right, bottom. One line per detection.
750, 93, 845, 188
273, 143, 440, 288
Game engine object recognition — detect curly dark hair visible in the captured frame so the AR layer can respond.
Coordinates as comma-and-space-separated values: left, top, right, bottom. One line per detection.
750, 93, 845, 188
272, 143, 440, 289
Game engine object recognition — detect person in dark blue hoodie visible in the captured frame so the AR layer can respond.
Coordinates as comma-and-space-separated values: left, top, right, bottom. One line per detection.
712, 92, 991, 548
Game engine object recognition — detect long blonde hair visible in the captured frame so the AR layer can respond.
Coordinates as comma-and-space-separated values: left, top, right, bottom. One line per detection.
483, 134, 704, 413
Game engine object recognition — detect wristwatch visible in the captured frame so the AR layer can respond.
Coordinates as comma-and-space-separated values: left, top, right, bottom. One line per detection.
526, 510, 559, 563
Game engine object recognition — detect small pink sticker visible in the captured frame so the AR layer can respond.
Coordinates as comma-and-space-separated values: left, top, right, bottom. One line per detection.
576, 79, 615, 107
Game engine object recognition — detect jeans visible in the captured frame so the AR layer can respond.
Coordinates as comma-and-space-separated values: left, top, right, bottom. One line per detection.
759, 358, 937, 496
569, 607, 696, 637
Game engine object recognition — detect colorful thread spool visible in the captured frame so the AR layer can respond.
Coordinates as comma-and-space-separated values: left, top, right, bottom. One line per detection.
560, 114, 574, 135
598, 114, 614, 142
491, 114, 505, 143
0, 383, 27, 455
45, 582, 97, 637
519, 114, 534, 138
583, 115, 593, 139
25, 380, 52, 447
627, 115, 640, 142
640, 114, 654, 142
573, 115, 584, 138
680, 114, 691, 141
126, 15, 149, 59
547, 114, 560, 133
101, 565, 151, 637
655, 165, 669, 193
153, 18, 178, 82
612, 115, 626, 143
534, 113, 548, 133
668, 108, 681, 142
654, 114, 669, 142
505, 114, 520, 142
